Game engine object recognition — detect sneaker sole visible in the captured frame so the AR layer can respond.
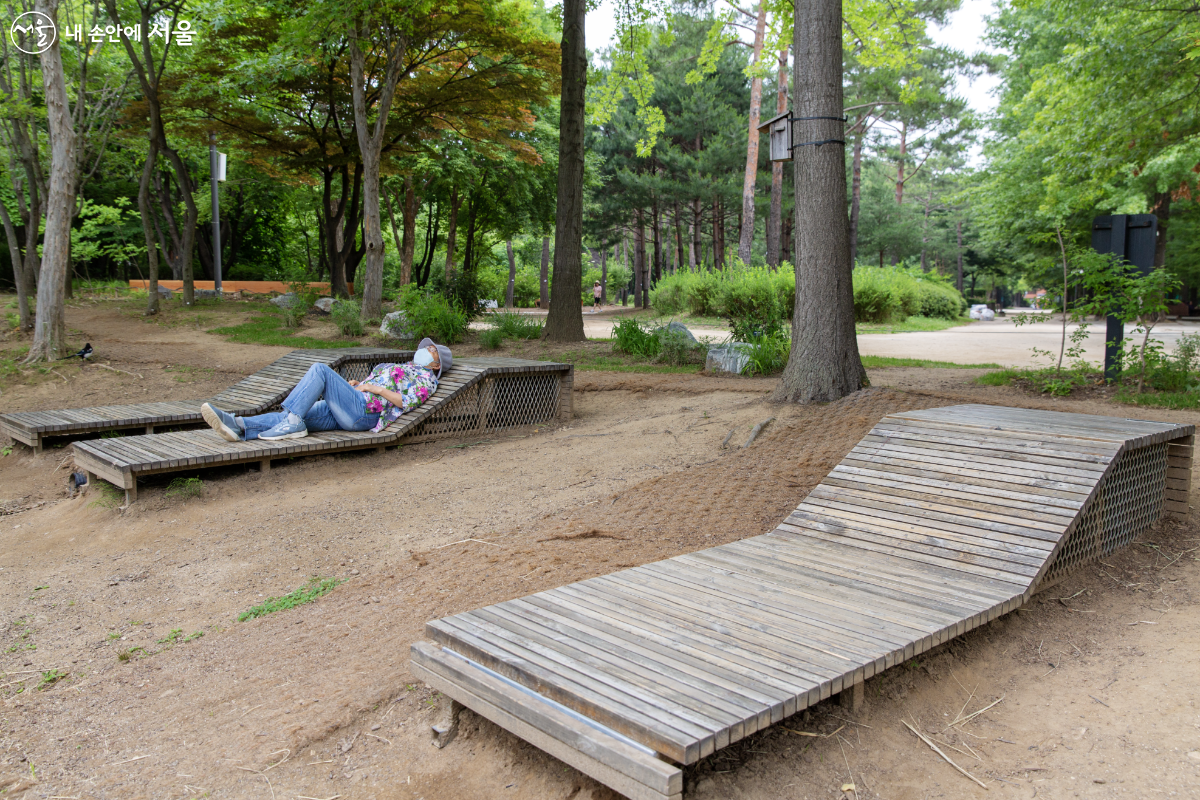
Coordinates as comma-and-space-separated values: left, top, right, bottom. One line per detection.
201, 403, 240, 442
259, 430, 308, 441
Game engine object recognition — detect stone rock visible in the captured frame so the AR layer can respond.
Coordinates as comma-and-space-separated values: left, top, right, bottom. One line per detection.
194, 289, 221, 299
657, 320, 697, 343
379, 310, 414, 340
156, 285, 174, 297
270, 292, 301, 309
480, 299, 499, 310
705, 342, 753, 375
314, 297, 337, 313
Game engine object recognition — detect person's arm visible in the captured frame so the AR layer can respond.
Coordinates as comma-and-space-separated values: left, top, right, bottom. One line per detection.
357, 382, 410, 409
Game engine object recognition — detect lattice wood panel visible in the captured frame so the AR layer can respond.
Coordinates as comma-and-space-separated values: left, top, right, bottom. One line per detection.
402, 372, 563, 443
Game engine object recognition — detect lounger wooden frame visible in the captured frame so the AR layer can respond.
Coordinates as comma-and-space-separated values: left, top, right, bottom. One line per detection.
412, 406, 1193, 800
72, 357, 572, 505
0, 347, 410, 452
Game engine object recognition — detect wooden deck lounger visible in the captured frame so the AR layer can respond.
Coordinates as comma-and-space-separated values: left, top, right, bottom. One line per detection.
0, 347, 409, 452
411, 406, 1193, 800
73, 357, 572, 504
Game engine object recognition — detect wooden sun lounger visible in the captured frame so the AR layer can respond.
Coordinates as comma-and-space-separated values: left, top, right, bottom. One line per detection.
411, 405, 1193, 800
73, 357, 573, 504
0, 347, 410, 453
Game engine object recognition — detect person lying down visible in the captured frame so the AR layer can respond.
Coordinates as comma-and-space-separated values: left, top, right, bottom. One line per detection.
200, 338, 452, 442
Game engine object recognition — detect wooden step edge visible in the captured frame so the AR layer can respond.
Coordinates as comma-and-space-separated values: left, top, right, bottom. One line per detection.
410, 641, 681, 800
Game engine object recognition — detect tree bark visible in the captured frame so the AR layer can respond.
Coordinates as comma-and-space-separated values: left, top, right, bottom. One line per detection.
849, 132, 863, 267
767, 48, 788, 268
652, 197, 662, 284
26, 0, 76, 361
505, 240, 517, 308
633, 209, 645, 308
772, 0, 865, 403
543, 0, 587, 341
444, 186, 461, 282
400, 178, 417, 287
599, 241, 608, 303
1152, 191, 1170, 268
955, 217, 964, 293
920, 187, 932, 271
539, 235, 550, 308
737, 3, 768, 266
713, 198, 725, 270
138, 141, 160, 314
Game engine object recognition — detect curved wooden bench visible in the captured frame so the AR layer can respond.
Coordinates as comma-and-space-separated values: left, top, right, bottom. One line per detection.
412, 405, 1192, 800
0, 347, 410, 452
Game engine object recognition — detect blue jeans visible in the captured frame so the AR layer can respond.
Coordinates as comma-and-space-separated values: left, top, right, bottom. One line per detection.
239, 363, 380, 440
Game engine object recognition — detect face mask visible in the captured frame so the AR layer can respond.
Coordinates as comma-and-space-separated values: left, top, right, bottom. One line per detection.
414, 348, 436, 368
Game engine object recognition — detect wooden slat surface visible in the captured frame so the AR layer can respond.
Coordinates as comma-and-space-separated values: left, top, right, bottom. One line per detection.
418, 405, 1193, 774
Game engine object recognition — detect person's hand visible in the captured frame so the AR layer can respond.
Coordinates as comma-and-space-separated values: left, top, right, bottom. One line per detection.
348, 379, 360, 387
357, 383, 380, 395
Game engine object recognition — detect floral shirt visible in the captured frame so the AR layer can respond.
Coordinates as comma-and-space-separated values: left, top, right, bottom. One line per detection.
361, 362, 439, 433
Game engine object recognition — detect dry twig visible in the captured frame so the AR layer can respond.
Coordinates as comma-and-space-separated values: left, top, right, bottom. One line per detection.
783, 724, 845, 739
902, 720, 988, 790
96, 362, 142, 379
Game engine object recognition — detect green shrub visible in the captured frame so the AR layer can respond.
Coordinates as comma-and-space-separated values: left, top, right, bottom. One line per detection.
398, 287, 469, 343
657, 325, 708, 366
743, 331, 790, 375
479, 328, 504, 349
721, 272, 781, 340
851, 266, 965, 323
687, 272, 723, 316
490, 310, 543, 340
612, 317, 661, 358
330, 299, 365, 337
917, 282, 965, 320
852, 268, 902, 322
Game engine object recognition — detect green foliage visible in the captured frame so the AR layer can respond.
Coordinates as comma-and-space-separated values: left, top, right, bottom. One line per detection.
742, 331, 790, 376
282, 283, 319, 329
862, 356, 1004, 369
489, 310, 544, 340
851, 266, 966, 323
211, 314, 368, 349
88, 482, 124, 509
238, 577, 342, 622
165, 477, 204, 501
479, 328, 504, 349
720, 270, 782, 340
330, 299, 366, 337
657, 326, 708, 366
36, 669, 67, 691
397, 288, 469, 344
612, 317, 661, 359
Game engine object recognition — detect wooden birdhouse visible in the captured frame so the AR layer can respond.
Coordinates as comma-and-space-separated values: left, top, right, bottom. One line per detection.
758, 111, 792, 162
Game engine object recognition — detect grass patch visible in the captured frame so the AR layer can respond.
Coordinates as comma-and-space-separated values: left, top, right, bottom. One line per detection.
209, 313, 364, 349
975, 368, 1021, 386
563, 352, 705, 374
165, 476, 204, 500
237, 576, 342, 622
157, 628, 204, 646
1115, 390, 1200, 410
88, 482, 124, 509
863, 355, 1003, 370
855, 316, 972, 334
164, 365, 215, 382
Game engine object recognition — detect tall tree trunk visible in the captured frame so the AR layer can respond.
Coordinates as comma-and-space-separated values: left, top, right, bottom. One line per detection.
713, 198, 724, 270
599, 241, 608, 303
956, 217, 964, 293
505, 240, 517, 308
539, 235, 550, 308
1152, 191, 1170, 268
920, 187, 932, 271
673, 202, 685, 274
737, 3, 768, 266
26, 0, 77, 362
444, 186, 461, 282
400, 179, 417, 286
543, 0, 587, 341
772, 0, 865, 403
633, 210, 645, 308
894, 121, 907, 206
652, 198, 662, 283
138, 141, 160, 314
767, 50, 788, 268
689, 206, 699, 270
849, 132, 863, 266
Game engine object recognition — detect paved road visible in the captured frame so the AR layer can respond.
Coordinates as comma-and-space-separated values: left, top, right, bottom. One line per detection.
474, 309, 1200, 368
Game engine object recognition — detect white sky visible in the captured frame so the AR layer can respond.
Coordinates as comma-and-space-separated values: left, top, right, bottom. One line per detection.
584, 0, 1002, 115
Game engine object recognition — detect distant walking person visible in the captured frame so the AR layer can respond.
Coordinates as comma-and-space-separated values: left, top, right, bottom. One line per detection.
592, 281, 602, 311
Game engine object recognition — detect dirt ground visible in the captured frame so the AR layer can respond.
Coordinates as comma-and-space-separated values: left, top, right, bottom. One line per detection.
0, 298, 1197, 800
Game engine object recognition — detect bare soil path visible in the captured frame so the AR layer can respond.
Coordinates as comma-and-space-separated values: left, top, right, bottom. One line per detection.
0, 299, 1196, 800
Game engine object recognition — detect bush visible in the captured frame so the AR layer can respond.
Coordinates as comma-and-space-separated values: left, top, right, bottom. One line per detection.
721, 272, 781, 341
657, 325, 708, 366
743, 331, 790, 376
330, 299, 365, 337
686, 272, 723, 317
479, 328, 504, 349
282, 282, 318, 329
165, 476, 204, 500
490, 310, 543, 339
398, 287, 469, 344
851, 266, 965, 323
650, 273, 690, 314
917, 282, 966, 320
612, 317, 661, 358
